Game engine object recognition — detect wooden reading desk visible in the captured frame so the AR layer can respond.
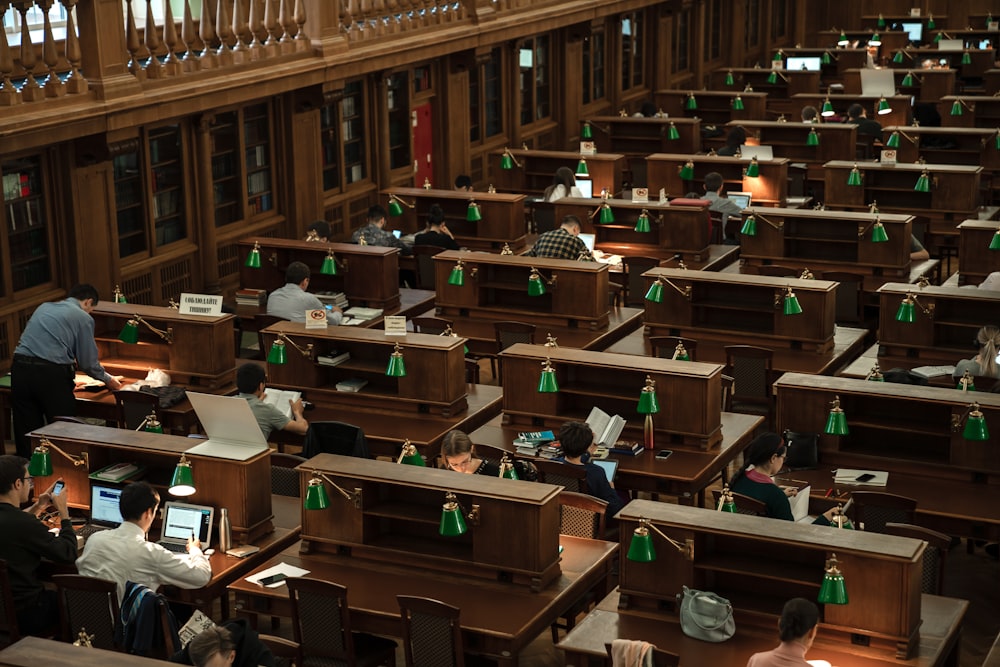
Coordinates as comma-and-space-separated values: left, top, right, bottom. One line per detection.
488, 149, 628, 200
654, 89, 769, 125
646, 153, 789, 208
956, 219, 1000, 286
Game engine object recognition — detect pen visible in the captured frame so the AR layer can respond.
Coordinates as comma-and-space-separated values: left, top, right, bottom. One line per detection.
825, 488, 834, 498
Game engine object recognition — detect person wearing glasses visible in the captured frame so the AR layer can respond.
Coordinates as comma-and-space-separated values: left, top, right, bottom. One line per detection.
730, 433, 836, 524
439, 430, 536, 480
0, 455, 76, 637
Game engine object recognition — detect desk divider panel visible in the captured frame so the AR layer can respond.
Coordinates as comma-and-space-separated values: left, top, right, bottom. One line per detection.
790, 94, 913, 129
297, 453, 562, 591
487, 149, 628, 200
957, 219, 1000, 286
646, 154, 789, 208
238, 237, 401, 310
940, 96, 1000, 129
584, 116, 701, 159
499, 343, 723, 449
653, 90, 769, 126
710, 68, 821, 115
618, 500, 924, 661
722, 121, 857, 165
881, 127, 1000, 172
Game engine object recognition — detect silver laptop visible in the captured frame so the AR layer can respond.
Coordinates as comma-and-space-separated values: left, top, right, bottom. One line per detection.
593, 458, 618, 483
578, 233, 596, 253
157, 501, 214, 553
576, 178, 594, 198
739, 145, 773, 161
859, 69, 896, 97
78, 483, 124, 539
936, 39, 963, 51
185, 392, 270, 461
727, 192, 752, 209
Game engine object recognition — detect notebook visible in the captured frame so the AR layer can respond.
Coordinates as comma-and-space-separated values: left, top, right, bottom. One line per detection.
157, 501, 214, 553
185, 392, 270, 461
78, 483, 124, 539
592, 458, 619, 483
578, 233, 596, 252
727, 192, 752, 209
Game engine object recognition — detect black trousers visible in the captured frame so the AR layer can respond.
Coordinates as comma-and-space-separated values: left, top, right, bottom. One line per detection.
11, 356, 76, 458
16, 589, 59, 638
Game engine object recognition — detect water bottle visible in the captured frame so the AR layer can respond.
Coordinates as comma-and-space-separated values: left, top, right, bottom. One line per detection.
218, 508, 232, 553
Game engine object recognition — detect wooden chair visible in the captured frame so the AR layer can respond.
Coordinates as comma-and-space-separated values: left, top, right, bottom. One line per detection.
551, 491, 609, 642
649, 336, 697, 361
397, 596, 465, 667
532, 458, 588, 493
821, 271, 866, 325
258, 634, 301, 667
255, 315, 285, 360
622, 256, 661, 307
884, 523, 950, 595
708, 210, 724, 245
411, 245, 444, 291
851, 491, 917, 533
711, 489, 768, 516
53, 574, 120, 650
532, 203, 557, 234
271, 452, 307, 497
604, 642, 680, 667
720, 374, 734, 412
724, 345, 775, 427
608, 281, 624, 309
302, 421, 369, 459
0, 560, 21, 648
411, 316, 453, 335
113, 390, 160, 430
756, 265, 800, 278
471, 443, 512, 469
493, 321, 536, 383
286, 577, 397, 667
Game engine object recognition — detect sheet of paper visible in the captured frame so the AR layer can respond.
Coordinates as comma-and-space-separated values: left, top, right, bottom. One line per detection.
246, 562, 311, 588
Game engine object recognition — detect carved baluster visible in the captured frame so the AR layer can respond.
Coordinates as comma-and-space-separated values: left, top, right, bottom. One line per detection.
33, 0, 63, 97
162, 0, 182, 73
143, 0, 162, 76
14, 1, 42, 101
59, 0, 86, 92
278, 0, 292, 44
0, 1, 19, 104
215, 0, 232, 61
198, 0, 217, 64
337, 0, 351, 36
181, 0, 200, 68
247, 0, 262, 53
230, 0, 246, 53
292, 0, 306, 42
263, 0, 277, 47
124, 0, 143, 76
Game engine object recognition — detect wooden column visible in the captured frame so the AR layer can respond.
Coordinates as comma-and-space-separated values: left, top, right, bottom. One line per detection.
195, 114, 221, 294
75, 0, 142, 99
300, 0, 346, 58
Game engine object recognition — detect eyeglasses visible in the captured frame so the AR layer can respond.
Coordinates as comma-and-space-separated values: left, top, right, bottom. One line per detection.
446, 455, 474, 471
21, 475, 33, 489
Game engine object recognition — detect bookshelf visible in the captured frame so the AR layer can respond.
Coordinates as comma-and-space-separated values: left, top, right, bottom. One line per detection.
113, 152, 147, 258
244, 104, 274, 217
148, 125, 187, 247
2, 156, 51, 291
210, 111, 241, 226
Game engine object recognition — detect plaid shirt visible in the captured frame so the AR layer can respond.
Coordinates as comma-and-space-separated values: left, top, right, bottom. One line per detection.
350, 223, 410, 253
525, 228, 595, 262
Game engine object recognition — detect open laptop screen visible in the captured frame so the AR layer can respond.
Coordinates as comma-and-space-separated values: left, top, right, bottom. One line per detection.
160, 501, 214, 548
577, 233, 596, 252
90, 484, 124, 526
575, 179, 593, 198
727, 192, 752, 210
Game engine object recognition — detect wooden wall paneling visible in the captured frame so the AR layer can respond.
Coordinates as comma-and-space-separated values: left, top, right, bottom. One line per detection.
195, 114, 222, 294
289, 87, 325, 234
69, 159, 115, 299
444, 52, 473, 187
562, 28, 584, 146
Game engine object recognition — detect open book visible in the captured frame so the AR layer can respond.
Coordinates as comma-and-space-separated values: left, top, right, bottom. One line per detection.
262, 388, 302, 420
586, 406, 626, 448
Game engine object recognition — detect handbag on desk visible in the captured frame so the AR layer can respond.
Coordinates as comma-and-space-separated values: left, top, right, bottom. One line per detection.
782, 430, 819, 470
678, 586, 735, 642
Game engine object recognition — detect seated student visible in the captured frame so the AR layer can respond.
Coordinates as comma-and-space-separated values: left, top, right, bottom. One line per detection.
303, 220, 330, 242
76, 482, 211, 603
172, 620, 275, 667
730, 433, 836, 524
746, 598, 820, 667
846, 103, 882, 138
266, 261, 342, 325
236, 363, 309, 439
555, 421, 626, 518
543, 167, 584, 202
525, 215, 595, 262
953, 326, 1000, 379
453, 174, 473, 192
717, 126, 746, 156
439, 430, 537, 480
0, 456, 77, 637
414, 204, 459, 250
910, 235, 929, 262
351, 205, 412, 255
801, 105, 819, 123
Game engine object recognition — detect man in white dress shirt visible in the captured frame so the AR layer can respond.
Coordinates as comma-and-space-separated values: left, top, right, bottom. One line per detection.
266, 261, 342, 325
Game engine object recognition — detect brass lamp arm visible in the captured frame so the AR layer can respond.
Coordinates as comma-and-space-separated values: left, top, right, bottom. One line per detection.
37, 438, 89, 469
639, 518, 694, 560
276, 332, 314, 359
131, 315, 174, 344
314, 471, 363, 508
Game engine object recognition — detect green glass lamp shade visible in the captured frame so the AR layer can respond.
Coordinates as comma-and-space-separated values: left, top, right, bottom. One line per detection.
245, 246, 262, 268
877, 14, 886, 28
634, 212, 651, 233
637, 389, 660, 415
783, 291, 803, 316
933, 32, 942, 43
501, 461, 520, 480
821, 51, 832, 65
388, 198, 405, 217
118, 319, 140, 344
528, 269, 546, 297
732, 95, 745, 111
398, 446, 426, 467
537, 365, 559, 393
895, 297, 916, 323
886, 131, 901, 148
644, 280, 664, 304
744, 157, 759, 178
740, 215, 757, 236
598, 204, 615, 224
838, 31, 848, 46
893, 50, 904, 64
990, 230, 1000, 250
963, 407, 990, 441
576, 158, 589, 176
957, 375, 976, 392
806, 128, 819, 146
914, 172, 931, 192
447, 265, 465, 287
961, 51, 972, 65
987, 14, 993, 28
720, 499, 737, 513
581, 123, 593, 140
995, 132, 1000, 151
901, 71, 914, 86
871, 221, 889, 243
772, 50, 783, 62
320, 253, 337, 276
678, 162, 695, 180
832, 514, 855, 530
144, 417, 164, 434
673, 348, 690, 362
949, 100, 962, 116
169, 458, 196, 496
114, 290, 127, 304
818, 570, 849, 605
466, 201, 482, 222
28, 448, 52, 477
385, 347, 407, 377
876, 97, 891, 115
928, 16, 936, 30
724, 71, 735, 86
847, 167, 862, 186
439, 499, 468, 537
767, 71, 778, 85
685, 93, 697, 110
667, 123, 680, 140
267, 340, 288, 365
500, 153, 514, 170
824, 402, 850, 436
821, 99, 835, 117
869, 33, 881, 46
626, 526, 656, 562
304, 478, 331, 510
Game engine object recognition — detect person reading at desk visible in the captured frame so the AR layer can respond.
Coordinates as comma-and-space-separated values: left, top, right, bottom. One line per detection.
555, 421, 626, 518
525, 215, 595, 262
0, 456, 77, 637
414, 204, 459, 250
76, 482, 211, 603
953, 326, 1000, 379
266, 261, 342, 325
440, 430, 537, 480
746, 597, 821, 667
237, 363, 309, 439
172, 620, 275, 667
730, 433, 836, 525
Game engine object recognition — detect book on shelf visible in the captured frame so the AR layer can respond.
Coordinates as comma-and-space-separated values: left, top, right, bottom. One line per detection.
586, 406, 626, 448
514, 442, 540, 456
90, 462, 144, 482
262, 388, 302, 420
537, 443, 563, 459
833, 468, 888, 486
317, 351, 351, 367
336, 378, 368, 393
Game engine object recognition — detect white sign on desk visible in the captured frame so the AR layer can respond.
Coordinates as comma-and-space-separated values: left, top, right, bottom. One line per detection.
880, 149, 897, 164
304, 309, 328, 329
178, 293, 223, 316
384, 315, 407, 336
579, 141, 597, 155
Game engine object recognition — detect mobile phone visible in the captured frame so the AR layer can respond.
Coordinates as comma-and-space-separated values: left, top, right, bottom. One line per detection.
854, 473, 875, 483
52, 481, 65, 496
258, 573, 287, 586
655, 450, 673, 461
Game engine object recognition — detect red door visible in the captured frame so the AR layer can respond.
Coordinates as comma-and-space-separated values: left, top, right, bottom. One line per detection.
412, 102, 433, 186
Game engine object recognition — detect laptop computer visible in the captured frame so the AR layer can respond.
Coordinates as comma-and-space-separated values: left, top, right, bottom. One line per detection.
859, 69, 896, 97
575, 178, 594, 198
592, 458, 618, 484
185, 392, 270, 461
738, 145, 773, 161
78, 483, 124, 539
727, 192, 752, 210
157, 501, 214, 553
578, 233, 596, 253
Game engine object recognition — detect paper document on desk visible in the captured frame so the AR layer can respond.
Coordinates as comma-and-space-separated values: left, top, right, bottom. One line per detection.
74, 373, 105, 389
246, 563, 310, 588
833, 469, 888, 486
787, 484, 811, 522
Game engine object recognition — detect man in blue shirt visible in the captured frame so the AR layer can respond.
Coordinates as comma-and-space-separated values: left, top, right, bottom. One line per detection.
11, 285, 120, 457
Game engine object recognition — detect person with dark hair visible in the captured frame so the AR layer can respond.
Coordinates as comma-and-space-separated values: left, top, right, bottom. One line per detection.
697, 171, 744, 242
172, 620, 275, 667
556, 421, 626, 518
0, 455, 76, 636
800, 105, 819, 123
846, 103, 882, 137
440, 430, 537, 480
304, 220, 331, 242
351, 204, 411, 255
11, 284, 121, 457
730, 433, 835, 524
636, 101, 658, 118
77, 481, 211, 603
746, 598, 820, 666
414, 204, 459, 250
543, 167, 583, 202
717, 126, 747, 156
453, 174, 473, 192
266, 261, 340, 324
526, 215, 594, 261
236, 362, 308, 439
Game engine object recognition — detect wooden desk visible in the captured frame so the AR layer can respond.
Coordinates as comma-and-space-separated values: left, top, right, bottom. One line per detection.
583, 116, 701, 162
0, 637, 176, 667
603, 325, 869, 376
895, 47, 996, 80
790, 94, 913, 129
956, 219, 1000, 286
721, 120, 858, 165
843, 67, 957, 103
488, 149, 628, 200
881, 126, 1000, 172
558, 590, 967, 667
711, 68, 821, 115
654, 89, 769, 125
940, 95, 1000, 129
470, 411, 763, 506
780, 47, 869, 80
646, 153, 789, 208
230, 536, 618, 667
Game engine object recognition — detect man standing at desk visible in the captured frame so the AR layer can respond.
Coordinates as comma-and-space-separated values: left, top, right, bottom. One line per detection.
76, 481, 211, 602
266, 262, 342, 325
11, 284, 121, 458
525, 215, 595, 261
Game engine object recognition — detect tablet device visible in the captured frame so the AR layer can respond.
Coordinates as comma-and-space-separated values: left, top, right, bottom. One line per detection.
593, 458, 618, 483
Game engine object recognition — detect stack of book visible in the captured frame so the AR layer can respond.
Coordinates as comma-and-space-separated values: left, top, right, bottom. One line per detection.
235, 288, 267, 307
538, 443, 563, 459
610, 441, 643, 456
317, 351, 351, 367
316, 291, 349, 309
336, 378, 368, 393
513, 430, 555, 456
